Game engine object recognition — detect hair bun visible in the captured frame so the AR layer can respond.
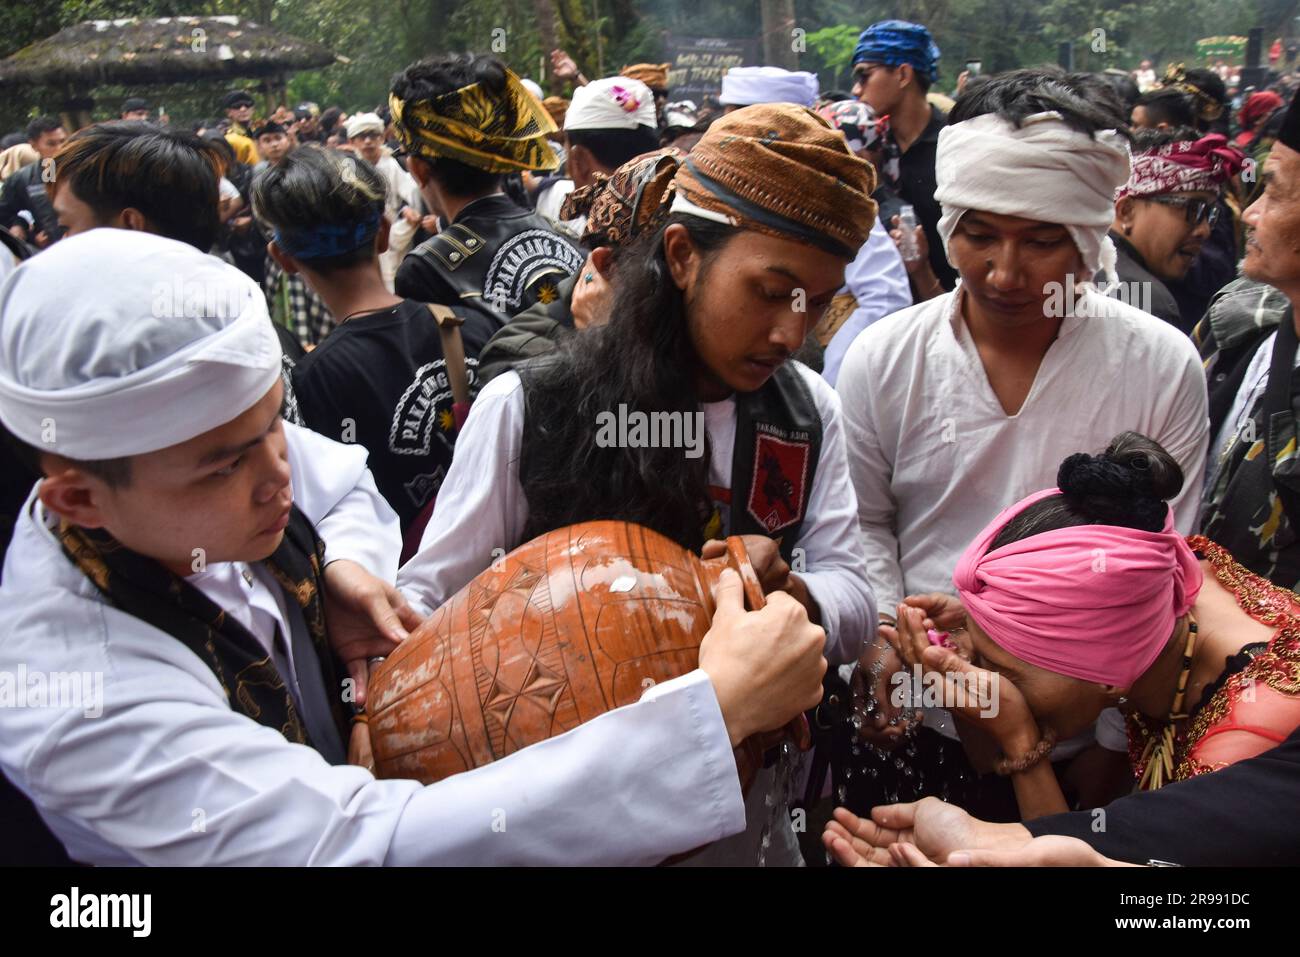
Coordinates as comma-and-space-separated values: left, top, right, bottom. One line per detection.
1055, 432, 1184, 532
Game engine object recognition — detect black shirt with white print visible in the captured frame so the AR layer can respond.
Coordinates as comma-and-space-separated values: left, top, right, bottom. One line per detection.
292, 299, 493, 532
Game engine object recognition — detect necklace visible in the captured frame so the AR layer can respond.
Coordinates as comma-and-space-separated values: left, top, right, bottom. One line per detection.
1137, 613, 1198, 790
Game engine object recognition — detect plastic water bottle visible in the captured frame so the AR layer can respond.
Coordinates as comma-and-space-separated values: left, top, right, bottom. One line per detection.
897, 204, 920, 264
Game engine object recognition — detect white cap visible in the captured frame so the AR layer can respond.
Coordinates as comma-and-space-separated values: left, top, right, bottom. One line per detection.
0, 229, 282, 459
345, 112, 385, 139
565, 77, 657, 131
520, 77, 545, 101
718, 67, 819, 107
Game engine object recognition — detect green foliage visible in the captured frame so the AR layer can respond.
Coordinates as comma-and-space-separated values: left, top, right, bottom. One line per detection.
0, 0, 1286, 135
804, 24, 858, 88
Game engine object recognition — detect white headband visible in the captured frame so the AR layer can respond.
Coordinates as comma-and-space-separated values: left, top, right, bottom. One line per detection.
0, 229, 282, 460
719, 67, 819, 108
345, 112, 385, 139
934, 111, 1132, 283
565, 77, 657, 131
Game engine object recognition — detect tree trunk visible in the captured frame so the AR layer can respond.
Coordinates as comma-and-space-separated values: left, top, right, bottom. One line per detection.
533, 0, 562, 93
760, 0, 798, 70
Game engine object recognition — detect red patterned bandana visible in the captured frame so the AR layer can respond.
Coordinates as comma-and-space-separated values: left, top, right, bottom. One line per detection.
1115, 133, 1245, 202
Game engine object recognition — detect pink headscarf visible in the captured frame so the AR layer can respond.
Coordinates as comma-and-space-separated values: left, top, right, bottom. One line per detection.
952, 488, 1203, 688
1115, 133, 1246, 202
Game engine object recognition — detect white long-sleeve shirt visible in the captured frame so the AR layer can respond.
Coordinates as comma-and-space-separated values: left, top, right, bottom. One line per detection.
0, 422, 745, 865
836, 285, 1210, 617
821, 218, 912, 387
398, 363, 875, 666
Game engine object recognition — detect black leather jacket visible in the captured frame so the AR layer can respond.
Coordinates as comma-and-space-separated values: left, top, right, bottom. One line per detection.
396, 193, 584, 328
0, 160, 61, 247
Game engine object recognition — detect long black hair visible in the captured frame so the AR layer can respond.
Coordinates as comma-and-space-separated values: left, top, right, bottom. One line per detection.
519, 213, 739, 550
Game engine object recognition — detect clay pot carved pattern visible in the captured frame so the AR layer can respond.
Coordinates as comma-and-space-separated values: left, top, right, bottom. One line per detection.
362, 520, 780, 785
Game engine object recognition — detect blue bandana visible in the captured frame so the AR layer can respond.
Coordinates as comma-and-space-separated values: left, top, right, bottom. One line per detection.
852, 20, 941, 83
275, 207, 382, 262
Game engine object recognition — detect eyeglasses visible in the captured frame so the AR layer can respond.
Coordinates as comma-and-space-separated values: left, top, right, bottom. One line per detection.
852, 63, 895, 85
1143, 195, 1221, 228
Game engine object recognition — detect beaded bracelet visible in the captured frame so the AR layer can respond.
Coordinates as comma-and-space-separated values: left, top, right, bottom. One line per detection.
994, 727, 1057, 776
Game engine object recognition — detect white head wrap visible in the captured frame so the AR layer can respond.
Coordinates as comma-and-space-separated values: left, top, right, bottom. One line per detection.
934, 111, 1131, 283
566, 77, 657, 131
0, 229, 282, 460
345, 111, 385, 139
519, 77, 545, 102
718, 67, 819, 108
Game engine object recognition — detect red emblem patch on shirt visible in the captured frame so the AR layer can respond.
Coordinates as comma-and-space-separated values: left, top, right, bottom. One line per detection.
748, 432, 811, 533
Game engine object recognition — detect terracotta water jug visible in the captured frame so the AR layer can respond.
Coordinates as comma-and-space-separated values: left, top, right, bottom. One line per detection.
358, 520, 808, 786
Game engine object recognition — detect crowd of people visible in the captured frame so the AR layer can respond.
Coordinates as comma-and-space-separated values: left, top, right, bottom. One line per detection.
0, 16, 1299, 867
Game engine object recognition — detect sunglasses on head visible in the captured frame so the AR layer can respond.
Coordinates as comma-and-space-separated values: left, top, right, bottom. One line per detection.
1144, 194, 1220, 228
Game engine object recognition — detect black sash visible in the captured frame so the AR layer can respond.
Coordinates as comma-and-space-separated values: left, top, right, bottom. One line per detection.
57, 506, 351, 759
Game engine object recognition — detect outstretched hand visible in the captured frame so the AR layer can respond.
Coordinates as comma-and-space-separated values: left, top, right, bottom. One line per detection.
821, 798, 1033, 867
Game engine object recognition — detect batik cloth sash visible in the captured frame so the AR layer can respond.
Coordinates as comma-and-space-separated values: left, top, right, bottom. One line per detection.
57, 506, 351, 753
1202, 306, 1300, 589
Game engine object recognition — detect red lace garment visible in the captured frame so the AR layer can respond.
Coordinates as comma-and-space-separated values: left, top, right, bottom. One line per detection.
1128, 535, 1300, 785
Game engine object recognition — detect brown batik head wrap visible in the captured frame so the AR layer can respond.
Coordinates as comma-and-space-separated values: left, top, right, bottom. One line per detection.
673, 103, 877, 259
561, 147, 684, 248
542, 95, 570, 129
389, 66, 560, 173
621, 62, 671, 92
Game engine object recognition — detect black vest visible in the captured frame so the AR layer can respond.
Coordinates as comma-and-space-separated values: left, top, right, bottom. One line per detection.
516, 360, 822, 562
395, 194, 584, 329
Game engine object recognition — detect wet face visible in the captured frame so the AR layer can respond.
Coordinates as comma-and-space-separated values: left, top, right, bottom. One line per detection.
1242, 144, 1300, 296
947, 210, 1087, 328
49, 382, 293, 577
1119, 190, 1217, 282
665, 226, 847, 399
258, 132, 291, 165
965, 615, 1109, 741
852, 61, 904, 116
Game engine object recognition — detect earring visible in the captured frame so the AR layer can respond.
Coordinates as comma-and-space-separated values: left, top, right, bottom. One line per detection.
1123, 224, 1132, 235
1117, 696, 1129, 706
